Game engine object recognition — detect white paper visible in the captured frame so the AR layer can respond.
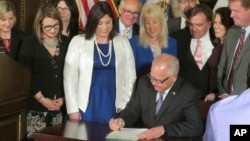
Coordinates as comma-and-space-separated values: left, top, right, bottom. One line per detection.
63, 121, 88, 140
105, 128, 147, 141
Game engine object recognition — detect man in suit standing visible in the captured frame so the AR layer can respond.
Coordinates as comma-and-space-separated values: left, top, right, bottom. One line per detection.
203, 59, 250, 141
109, 54, 203, 140
217, 0, 250, 98
168, 0, 198, 35
114, 0, 141, 39
171, 4, 214, 99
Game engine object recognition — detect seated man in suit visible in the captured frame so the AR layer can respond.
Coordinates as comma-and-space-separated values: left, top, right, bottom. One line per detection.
168, 0, 198, 35
109, 54, 203, 140
115, 0, 141, 39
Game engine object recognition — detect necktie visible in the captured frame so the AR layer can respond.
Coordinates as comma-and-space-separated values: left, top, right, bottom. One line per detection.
194, 39, 203, 70
227, 29, 246, 93
2, 39, 10, 52
123, 28, 129, 38
155, 93, 164, 116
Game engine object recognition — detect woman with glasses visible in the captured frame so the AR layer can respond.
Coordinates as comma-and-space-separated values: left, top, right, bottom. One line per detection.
64, 1, 136, 123
54, 0, 80, 40
17, 3, 68, 139
130, 4, 177, 79
0, 1, 27, 60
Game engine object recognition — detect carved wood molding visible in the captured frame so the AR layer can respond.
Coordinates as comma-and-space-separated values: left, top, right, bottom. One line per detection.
19, 0, 25, 31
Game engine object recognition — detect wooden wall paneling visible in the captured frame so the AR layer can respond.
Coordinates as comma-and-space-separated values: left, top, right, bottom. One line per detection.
10, 0, 49, 34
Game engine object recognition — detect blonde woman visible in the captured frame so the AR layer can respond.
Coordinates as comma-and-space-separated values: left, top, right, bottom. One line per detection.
130, 4, 177, 78
0, 1, 27, 59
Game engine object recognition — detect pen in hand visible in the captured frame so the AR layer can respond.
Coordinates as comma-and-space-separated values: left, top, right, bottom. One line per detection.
109, 118, 123, 131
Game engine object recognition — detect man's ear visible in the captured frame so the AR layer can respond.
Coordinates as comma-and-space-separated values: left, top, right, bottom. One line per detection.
172, 73, 178, 82
118, 6, 122, 15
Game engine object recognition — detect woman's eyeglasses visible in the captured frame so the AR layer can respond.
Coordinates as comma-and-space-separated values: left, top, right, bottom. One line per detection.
42, 24, 60, 31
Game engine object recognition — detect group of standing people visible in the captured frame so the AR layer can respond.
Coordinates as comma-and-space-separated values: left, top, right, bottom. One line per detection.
0, 0, 79, 138
203, 0, 250, 140
1, 0, 250, 140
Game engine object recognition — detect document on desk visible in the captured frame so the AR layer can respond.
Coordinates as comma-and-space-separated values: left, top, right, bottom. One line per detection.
105, 128, 147, 141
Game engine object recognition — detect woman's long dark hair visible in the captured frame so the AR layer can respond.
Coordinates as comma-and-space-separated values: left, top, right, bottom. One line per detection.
85, 1, 116, 40
54, 0, 79, 37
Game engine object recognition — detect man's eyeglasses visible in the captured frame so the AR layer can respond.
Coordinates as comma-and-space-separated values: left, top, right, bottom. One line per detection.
178, 0, 196, 4
42, 24, 60, 31
156, 2, 165, 9
57, 7, 69, 12
147, 73, 170, 84
123, 8, 140, 17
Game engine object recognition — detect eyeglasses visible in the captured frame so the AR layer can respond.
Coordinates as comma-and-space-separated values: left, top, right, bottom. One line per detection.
147, 73, 170, 84
42, 24, 60, 31
178, 0, 196, 4
123, 8, 140, 17
57, 7, 69, 12
156, 2, 165, 9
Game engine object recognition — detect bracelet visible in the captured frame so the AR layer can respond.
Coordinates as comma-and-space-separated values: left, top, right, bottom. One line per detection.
38, 95, 44, 103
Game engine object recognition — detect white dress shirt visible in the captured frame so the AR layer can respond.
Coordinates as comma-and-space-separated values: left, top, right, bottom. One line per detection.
180, 15, 186, 29
213, 0, 229, 13
190, 30, 214, 67
119, 18, 133, 39
203, 88, 250, 141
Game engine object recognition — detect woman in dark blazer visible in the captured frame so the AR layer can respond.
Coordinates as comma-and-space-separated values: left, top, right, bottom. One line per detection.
204, 7, 234, 102
0, 1, 27, 60
18, 3, 68, 138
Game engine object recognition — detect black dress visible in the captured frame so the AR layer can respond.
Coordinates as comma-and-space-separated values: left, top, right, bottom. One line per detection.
207, 43, 223, 93
17, 34, 69, 138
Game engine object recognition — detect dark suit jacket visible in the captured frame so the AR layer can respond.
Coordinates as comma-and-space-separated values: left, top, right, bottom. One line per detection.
247, 62, 250, 88
167, 17, 181, 35
217, 25, 250, 95
171, 28, 215, 99
114, 18, 139, 37
0, 28, 28, 60
119, 75, 203, 138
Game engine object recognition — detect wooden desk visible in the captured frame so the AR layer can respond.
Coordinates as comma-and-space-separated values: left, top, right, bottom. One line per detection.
0, 54, 30, 141
33, 121, 202, 141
